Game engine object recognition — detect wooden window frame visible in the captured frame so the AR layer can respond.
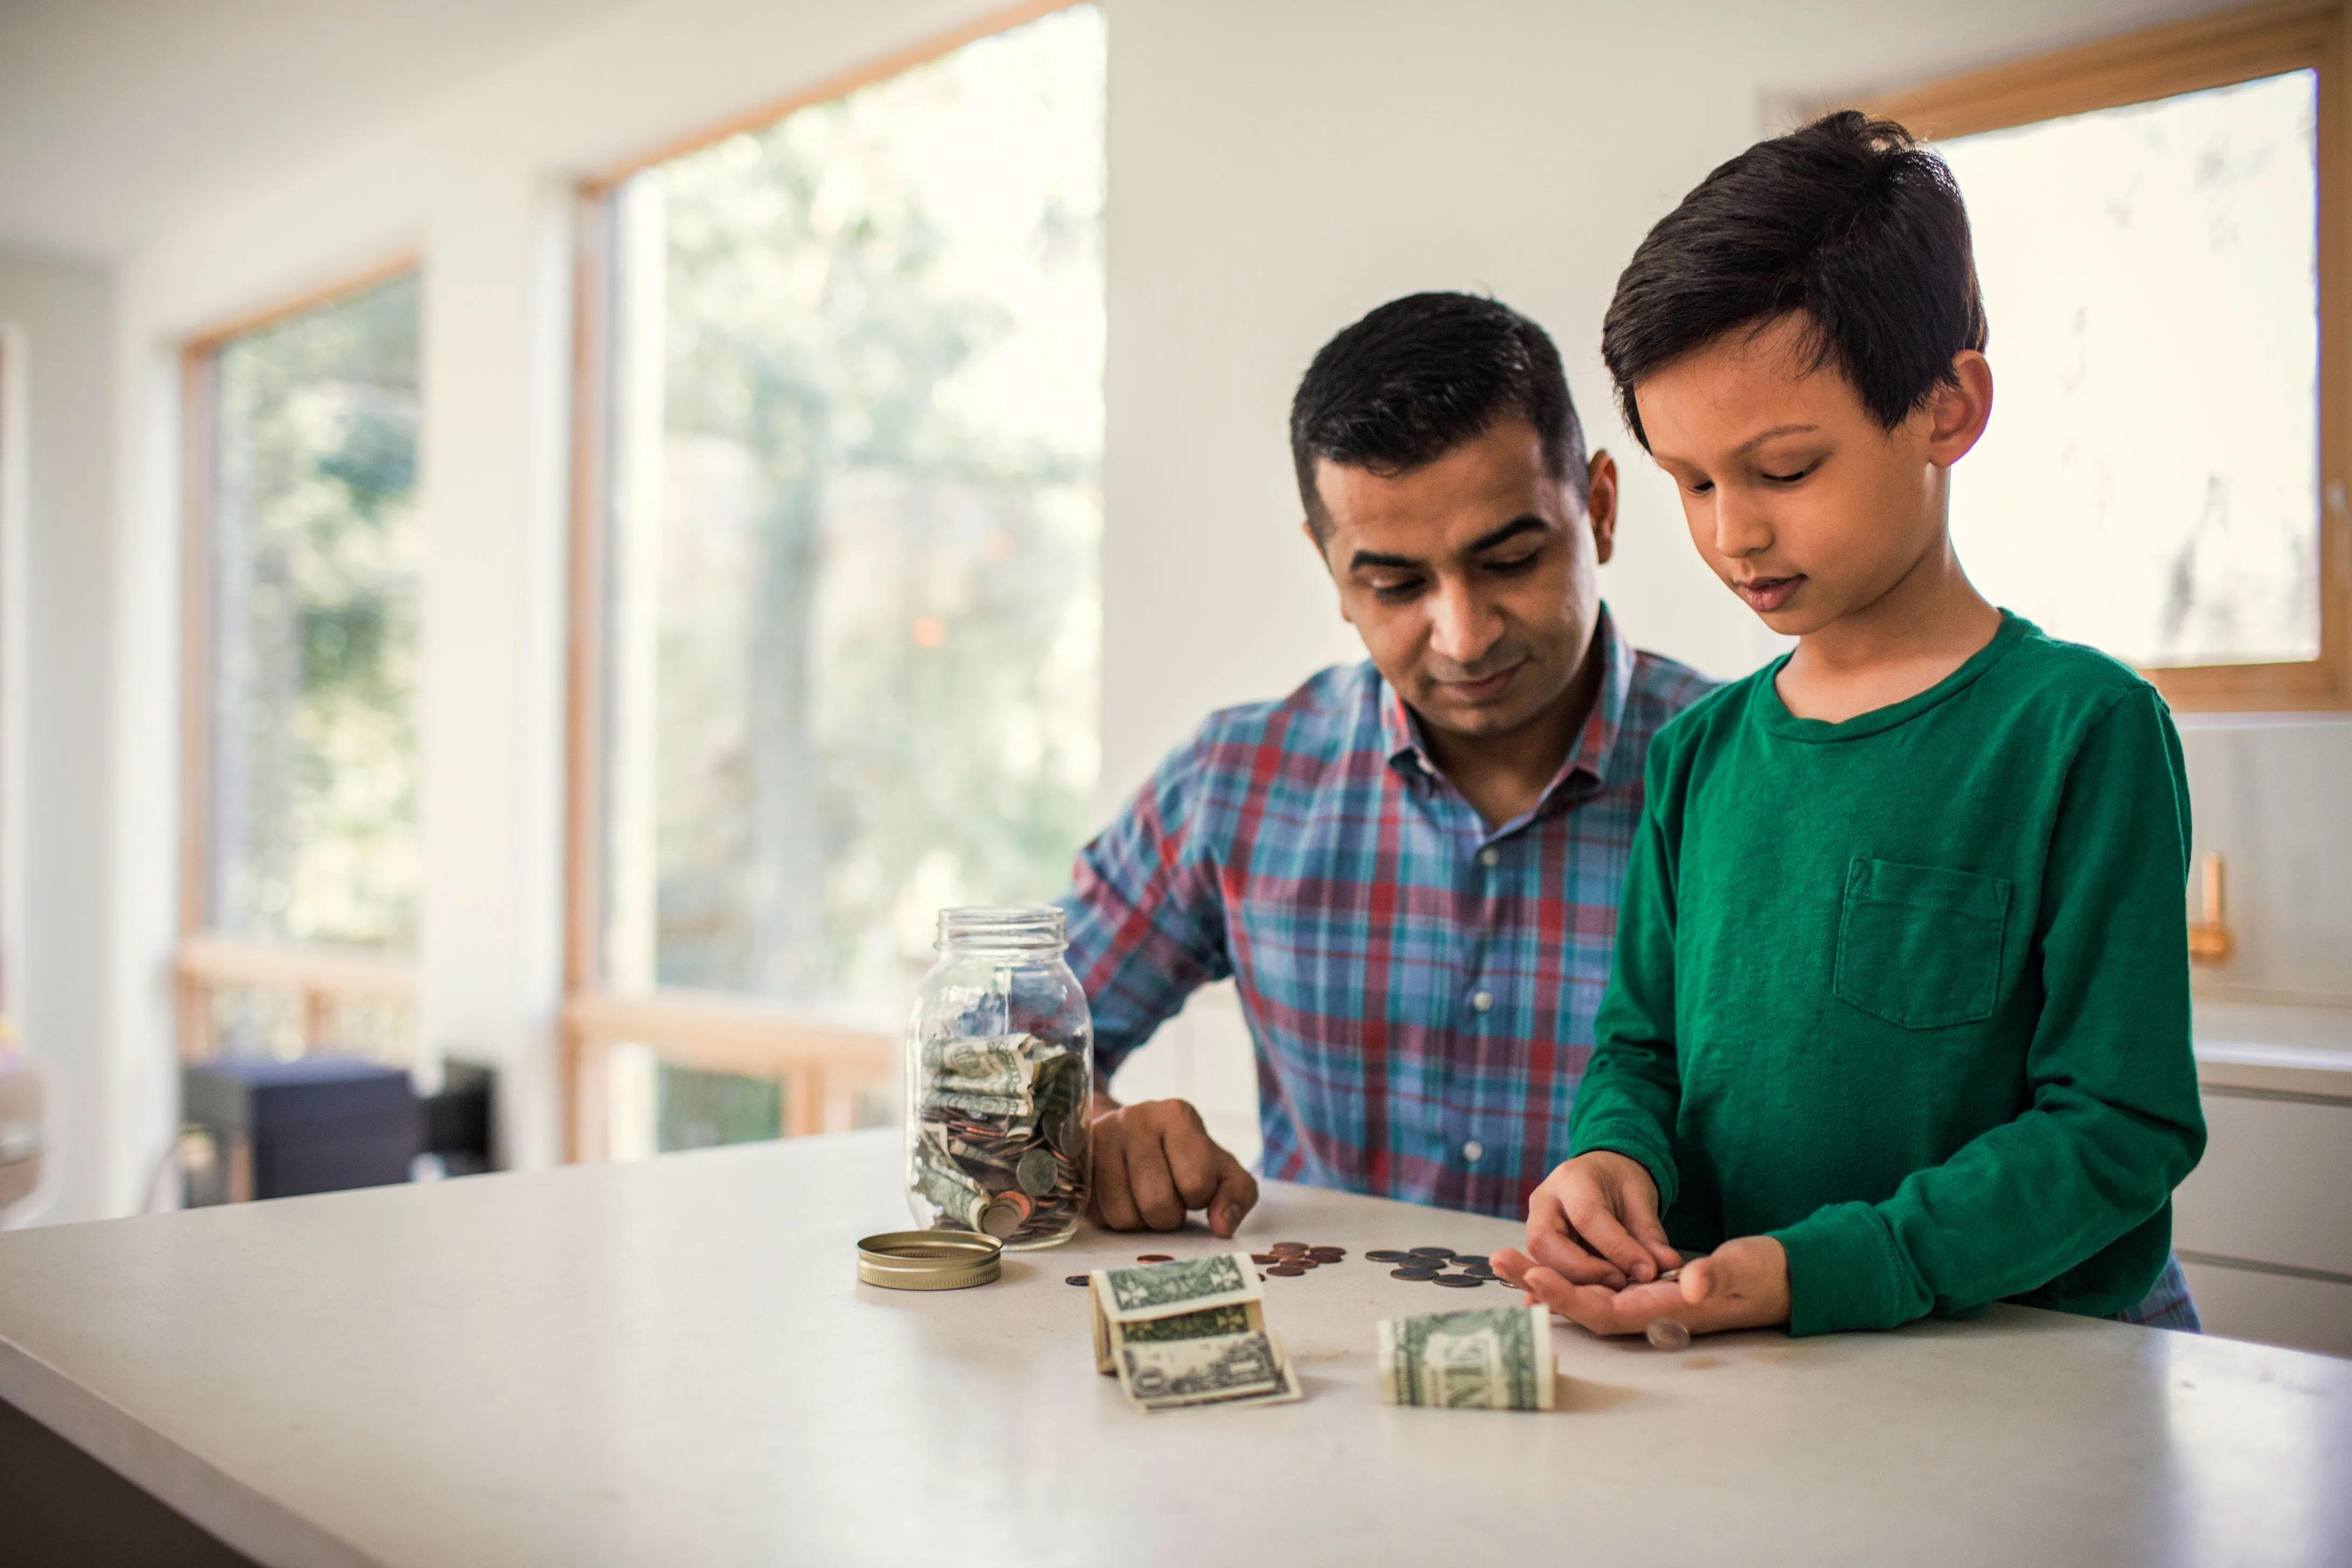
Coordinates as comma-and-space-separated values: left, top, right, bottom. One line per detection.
176, 257, 424, 1066
1861, 0, 2352, 711
559, 0, 1078, 1161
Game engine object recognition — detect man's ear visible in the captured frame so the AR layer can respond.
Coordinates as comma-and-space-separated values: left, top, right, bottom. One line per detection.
1585, 450, 1620, 566
1300, 516, 1353, 622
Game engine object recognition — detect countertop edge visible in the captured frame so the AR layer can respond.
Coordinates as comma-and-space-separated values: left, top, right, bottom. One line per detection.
0, 1335, 379, 1568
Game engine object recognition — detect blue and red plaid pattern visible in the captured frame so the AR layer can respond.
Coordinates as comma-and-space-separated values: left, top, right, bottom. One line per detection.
1061, 608, 1714, 1220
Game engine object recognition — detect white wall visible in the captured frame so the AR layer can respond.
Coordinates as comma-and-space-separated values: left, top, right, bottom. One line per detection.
52, 0, 2333, 1213
0, 248, 114, 1222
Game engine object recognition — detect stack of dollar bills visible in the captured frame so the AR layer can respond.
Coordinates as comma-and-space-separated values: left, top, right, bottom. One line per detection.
912, 1032, 1088, 1244
1376, 1304, 1556, 1410
1088, 1254, 1303, 1413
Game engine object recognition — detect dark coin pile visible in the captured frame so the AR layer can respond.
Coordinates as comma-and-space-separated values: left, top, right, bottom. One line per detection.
1243, 1240, 1348, 1279
1364, 1247, 1500, 1288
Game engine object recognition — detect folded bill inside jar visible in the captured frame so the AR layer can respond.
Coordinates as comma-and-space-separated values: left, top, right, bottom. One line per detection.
912, 1032, 1088, 1245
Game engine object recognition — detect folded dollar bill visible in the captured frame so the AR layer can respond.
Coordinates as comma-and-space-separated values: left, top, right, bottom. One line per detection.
1376, 1304, 1556, 1410
1088, 1254, 1303, 1412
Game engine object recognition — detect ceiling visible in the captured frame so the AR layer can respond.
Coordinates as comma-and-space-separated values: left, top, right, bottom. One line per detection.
0, 0, 638, 261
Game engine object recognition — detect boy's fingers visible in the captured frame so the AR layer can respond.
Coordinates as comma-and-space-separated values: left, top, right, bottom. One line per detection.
1527, 1227, 1626, 1288
1563, 1193, 1658, 1282
1525, 1184, 1574, 1250
1621, 1193, 1683, 1272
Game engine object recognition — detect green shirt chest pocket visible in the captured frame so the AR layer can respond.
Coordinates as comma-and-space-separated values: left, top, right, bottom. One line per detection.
1833, 858, 2012, 1030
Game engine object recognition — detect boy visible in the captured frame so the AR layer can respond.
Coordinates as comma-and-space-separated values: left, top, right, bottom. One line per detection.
1493, 113, 2206, 1336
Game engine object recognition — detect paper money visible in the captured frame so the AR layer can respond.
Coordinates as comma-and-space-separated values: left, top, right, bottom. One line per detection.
1376, 1304, 1556, 1410
911, 1032, 1086, 1245
1089, 1254, 1303, 1412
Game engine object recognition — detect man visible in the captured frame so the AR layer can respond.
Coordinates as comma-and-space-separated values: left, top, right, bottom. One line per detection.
1061, 292, 1712, 1236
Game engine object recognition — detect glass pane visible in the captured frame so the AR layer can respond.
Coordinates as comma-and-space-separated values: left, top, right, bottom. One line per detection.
603, 8, 1104, 1020
656, 1065, 782, 1152
207, 272, 424, 946
1939, 70, 2319, 668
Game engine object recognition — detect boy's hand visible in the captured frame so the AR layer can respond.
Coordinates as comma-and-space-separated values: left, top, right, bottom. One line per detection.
1492, 1233, 1793, 1338
1516, 1150, 1683, 1289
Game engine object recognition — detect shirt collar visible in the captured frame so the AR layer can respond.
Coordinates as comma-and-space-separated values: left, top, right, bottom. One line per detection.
1381, 603, 1636, 823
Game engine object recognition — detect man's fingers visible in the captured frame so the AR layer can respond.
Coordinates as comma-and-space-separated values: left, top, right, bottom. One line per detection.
1123, 1136, 1187, 1230
1160, 1112, 1227, 1208
1205, 1151, 1257, 1238
1089, 1123, 1142, 1231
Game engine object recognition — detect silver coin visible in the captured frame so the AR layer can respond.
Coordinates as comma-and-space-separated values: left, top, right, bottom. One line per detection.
1016, 1145, 1058, 1197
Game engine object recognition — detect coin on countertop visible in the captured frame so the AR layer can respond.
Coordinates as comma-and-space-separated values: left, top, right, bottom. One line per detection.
1390, 1268, 1439, 1280
1408, 1247, 1454, 1258
1251, 1253, 1281, 1264
1647, 1318, 1692, 1350
1270, 1242, 1309, 1257
1366, 1250, 1415, 1263
1268, 1263, 1307, 1277
1433, 1275, 1487, 1288
1136, 1254, 1174, 1263
1066, 1276, 1089, 1286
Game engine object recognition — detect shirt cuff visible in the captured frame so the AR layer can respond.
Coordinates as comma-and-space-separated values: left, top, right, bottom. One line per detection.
1770, 1202, 1933, 1335
1566, 1117, 1679, 1214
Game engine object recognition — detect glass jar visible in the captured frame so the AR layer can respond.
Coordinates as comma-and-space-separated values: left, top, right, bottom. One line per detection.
905, 906, 1093, 1249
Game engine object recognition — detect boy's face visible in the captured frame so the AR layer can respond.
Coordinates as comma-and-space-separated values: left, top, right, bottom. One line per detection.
1632, 313, 1991, 638
1307, 417, 1617, 744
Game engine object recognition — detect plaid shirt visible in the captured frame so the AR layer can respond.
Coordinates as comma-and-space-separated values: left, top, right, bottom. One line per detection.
1062, 607, 1713, 1219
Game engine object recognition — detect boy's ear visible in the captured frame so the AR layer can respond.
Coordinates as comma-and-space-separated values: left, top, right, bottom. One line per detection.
1585, 450, 1619, 566
1925, 351, 1994, 468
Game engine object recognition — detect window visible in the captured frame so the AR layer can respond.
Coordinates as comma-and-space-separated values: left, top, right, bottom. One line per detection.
565, 4, 1105, 1158
1868, 1, 2351, 709
178, 266, 423, 1062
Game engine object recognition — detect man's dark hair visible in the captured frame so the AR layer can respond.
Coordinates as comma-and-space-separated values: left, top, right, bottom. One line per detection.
1291, 292, 1588, 539
1601, 110, 1987, 449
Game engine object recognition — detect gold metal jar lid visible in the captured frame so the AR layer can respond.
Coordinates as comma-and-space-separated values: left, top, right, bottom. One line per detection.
856, 1229, 1004, 1291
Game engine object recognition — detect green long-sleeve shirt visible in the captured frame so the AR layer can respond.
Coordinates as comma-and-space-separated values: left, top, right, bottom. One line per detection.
1569, 613, 2206, 1335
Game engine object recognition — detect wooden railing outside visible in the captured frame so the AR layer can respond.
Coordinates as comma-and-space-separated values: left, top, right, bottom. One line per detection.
560, 990, 895, 1162
173, 934, 419, 1066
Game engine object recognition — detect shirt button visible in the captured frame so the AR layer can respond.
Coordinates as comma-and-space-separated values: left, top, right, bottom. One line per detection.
1479, 848, 1500, 867
1471, 990, 1494, 1012
1462, 1139, 1485, 1163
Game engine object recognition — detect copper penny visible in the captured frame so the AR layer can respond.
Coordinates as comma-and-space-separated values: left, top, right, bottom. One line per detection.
1267, 1263, 1307, 1277
1136, 1254, 1174, 1263
1269, 1242, 1309, 1257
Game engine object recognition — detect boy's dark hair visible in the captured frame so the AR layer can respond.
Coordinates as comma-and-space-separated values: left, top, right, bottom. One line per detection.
1291, 292, 1588, 540
1601, 110, 1987, 449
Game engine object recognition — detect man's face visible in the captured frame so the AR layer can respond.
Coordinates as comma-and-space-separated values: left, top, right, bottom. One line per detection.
1633, 312, 1989, 636
1310, 418, 1615, 743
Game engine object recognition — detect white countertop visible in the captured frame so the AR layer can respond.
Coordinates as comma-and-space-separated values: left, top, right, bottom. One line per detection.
1, 1130, 2348, 1567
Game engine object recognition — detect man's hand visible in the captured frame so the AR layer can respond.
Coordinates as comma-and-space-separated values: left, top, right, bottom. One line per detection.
1492, 1233, 1790, 1338
1514, 1150, 1682, 1289
1087, 1095, 1258, 1237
